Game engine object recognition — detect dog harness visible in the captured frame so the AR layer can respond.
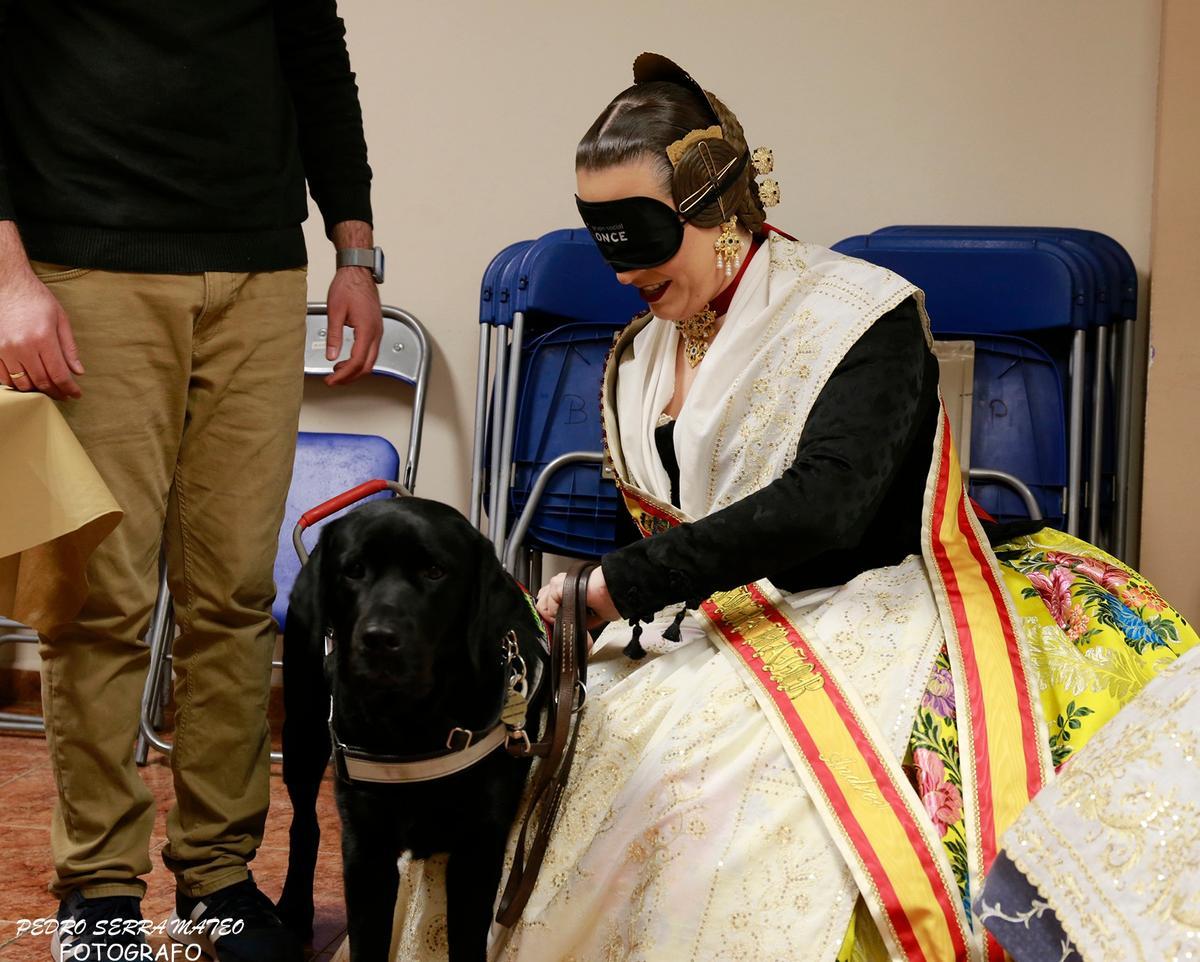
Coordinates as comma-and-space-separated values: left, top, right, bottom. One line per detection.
324, 623, 548, 785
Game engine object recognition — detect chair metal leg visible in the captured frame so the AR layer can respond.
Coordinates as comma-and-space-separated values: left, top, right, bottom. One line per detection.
0, 712, 44, 733
469, 325, 492, 530
1066, 330, 1086, 535
1088, 326, 1109, 547
1114, 318, 1135, 559
137, 562, 176, 763
487, 332, 510, 544
530, 550, 543, 592
494, 311, 526, 557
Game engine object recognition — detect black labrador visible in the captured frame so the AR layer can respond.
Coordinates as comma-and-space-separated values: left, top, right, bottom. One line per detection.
276, 497, 545, 962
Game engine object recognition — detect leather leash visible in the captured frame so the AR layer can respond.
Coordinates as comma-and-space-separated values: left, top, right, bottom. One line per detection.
496, 560, 594, 926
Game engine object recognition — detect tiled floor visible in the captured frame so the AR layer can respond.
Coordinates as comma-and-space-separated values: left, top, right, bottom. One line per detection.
0, 731, 347, 961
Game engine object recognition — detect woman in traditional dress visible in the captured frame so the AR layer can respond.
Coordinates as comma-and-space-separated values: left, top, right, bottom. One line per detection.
341, 53, 1197, 962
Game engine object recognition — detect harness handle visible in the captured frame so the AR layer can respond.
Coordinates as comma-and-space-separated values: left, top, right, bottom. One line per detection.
497, 560, 594, 926
292, 479, 411, 565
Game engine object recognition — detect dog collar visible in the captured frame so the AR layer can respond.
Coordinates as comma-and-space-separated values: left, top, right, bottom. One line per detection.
326, 629, 544, 786
333, 723, 511, 784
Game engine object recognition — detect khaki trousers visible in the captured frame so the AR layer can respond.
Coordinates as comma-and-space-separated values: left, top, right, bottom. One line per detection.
33, 263, 307, 899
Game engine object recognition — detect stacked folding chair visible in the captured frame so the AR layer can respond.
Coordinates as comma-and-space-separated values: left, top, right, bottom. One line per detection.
833, 228, 1136, 554
470, 230, 643, 577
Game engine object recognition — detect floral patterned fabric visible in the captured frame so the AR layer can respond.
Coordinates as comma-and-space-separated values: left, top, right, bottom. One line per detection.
838, 528, 1198, 961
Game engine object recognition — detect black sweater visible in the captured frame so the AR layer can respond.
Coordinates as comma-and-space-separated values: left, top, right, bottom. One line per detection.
604, 297, 941, 621
0, 0, 372, 272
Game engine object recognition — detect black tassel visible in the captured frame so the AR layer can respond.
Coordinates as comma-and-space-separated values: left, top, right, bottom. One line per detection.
662, 606, 687, 643
663, 598, 703, 644
622, 619, 647, 660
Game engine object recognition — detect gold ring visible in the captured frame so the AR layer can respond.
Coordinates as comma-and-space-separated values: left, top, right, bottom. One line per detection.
10, 371, 27, 380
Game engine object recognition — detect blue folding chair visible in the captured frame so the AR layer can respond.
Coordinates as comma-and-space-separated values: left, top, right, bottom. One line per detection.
504, 321, 626, 564
477, 230, 642, 570
873, 225, 1133, 549
136, 303, 430, 765
832, 234, 1096, 535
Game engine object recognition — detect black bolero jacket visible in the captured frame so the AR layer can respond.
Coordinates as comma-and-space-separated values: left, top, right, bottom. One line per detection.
601, 295, 941, 621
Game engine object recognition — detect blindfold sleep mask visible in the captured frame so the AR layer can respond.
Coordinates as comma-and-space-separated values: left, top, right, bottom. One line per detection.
576, 150, 749, 271
575, 195, 683, 272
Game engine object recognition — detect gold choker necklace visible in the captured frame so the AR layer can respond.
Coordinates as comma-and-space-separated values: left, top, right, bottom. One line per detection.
675, 307, 716, 367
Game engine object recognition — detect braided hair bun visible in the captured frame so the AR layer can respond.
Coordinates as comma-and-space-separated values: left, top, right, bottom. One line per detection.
669, 91, 765, 234
577, 53, 768, 236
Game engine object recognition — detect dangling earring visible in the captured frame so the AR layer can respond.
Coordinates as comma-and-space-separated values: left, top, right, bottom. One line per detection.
714, 216, 741, 277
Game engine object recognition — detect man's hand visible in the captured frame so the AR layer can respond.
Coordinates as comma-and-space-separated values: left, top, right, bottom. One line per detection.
0, 223, 84, 399
324, 220, 382, 386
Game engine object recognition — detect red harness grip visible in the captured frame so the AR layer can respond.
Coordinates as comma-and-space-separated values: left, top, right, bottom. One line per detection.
298, 479, 393, 529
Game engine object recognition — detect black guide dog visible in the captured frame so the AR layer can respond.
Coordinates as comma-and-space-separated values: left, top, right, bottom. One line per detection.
277, 497, 546, 962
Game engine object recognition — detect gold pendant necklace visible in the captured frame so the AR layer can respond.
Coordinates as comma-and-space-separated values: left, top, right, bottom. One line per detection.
675, 307, 716, 367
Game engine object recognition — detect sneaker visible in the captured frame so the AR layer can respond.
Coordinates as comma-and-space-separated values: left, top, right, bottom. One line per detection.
168, 874, 303, 962
51, 890, 147, 961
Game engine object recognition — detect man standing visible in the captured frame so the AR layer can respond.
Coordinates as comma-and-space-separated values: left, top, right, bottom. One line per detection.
0, 1, 385, 958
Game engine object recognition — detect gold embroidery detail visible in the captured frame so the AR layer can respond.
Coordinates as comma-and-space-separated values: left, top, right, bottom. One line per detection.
819, 752, 885, 807
710, 586, 824, 699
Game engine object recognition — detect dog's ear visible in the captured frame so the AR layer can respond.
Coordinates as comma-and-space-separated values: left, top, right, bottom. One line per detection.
287, 534, 325, 658
310, 515, 351, 630
464, 527, 526, 675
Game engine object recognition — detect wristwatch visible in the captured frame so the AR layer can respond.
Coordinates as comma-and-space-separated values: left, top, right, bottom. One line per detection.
336, 246, 385, 284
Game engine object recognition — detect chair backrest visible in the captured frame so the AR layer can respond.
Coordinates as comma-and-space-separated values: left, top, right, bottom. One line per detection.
873, 226, 1120, 326
514, 229, 645, 332
304, 302, 429, 492
877, 225, 1137, 321
509, 322, 621, 558
479, 230, 643, 553
833, 234, 1092, 334
494, 245, 532, 330
269, 302, 431, 628
481, 241, 532, 327
496, 230, 644, 557
271, 433, 401, 627
482, 241, 533, 330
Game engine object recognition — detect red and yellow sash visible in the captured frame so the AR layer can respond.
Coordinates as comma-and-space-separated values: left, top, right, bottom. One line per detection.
923, 408, 1050, 961
616, 397, 1049, 962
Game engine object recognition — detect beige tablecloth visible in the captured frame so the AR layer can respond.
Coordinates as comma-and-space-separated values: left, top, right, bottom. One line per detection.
0, 387, 121, 635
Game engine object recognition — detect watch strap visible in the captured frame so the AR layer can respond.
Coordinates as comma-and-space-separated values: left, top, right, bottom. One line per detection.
336, 248, 376, 271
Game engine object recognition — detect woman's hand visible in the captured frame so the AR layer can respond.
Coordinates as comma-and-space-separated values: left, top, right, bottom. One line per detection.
536, 566, 621, 630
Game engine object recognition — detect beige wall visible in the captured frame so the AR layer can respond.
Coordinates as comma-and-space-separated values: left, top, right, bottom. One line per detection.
1140, 0, 1199, 618
300, 0, 1165, 543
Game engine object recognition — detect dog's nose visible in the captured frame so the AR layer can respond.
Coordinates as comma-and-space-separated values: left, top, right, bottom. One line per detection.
359, 623, 403, 652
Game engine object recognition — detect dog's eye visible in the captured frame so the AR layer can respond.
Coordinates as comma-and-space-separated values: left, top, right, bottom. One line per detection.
423, 565, 445, 580
343, 561, 366, 581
